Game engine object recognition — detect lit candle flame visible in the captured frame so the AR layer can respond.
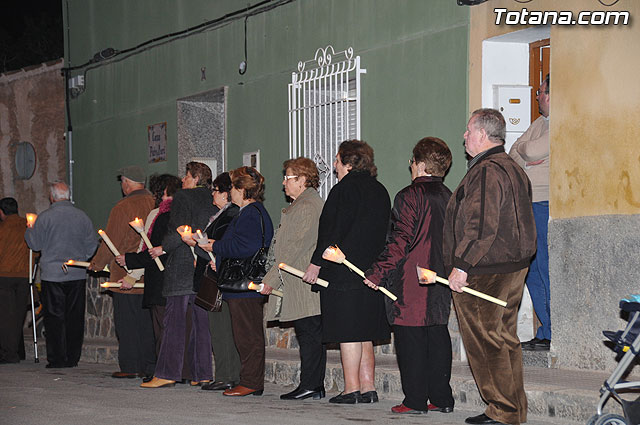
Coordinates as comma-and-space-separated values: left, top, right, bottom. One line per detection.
26, 213, 37, 227
247, 281, 260, 291
416, 266, 437, 284
65, 260, 75, 265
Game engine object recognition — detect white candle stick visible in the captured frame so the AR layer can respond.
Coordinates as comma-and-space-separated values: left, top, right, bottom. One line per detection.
248, 282, 283, 297
100, 282, 144, 289
194, 229, 216, 262
416, 266, 507, 307
129, 217, 164, 271
278, 263, 329, 288
322, 245, 397, 301
64, 260, 109, 273
98, 229, 130, 273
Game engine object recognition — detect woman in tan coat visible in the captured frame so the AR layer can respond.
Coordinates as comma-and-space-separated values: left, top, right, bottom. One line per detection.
262, 157, 325, 401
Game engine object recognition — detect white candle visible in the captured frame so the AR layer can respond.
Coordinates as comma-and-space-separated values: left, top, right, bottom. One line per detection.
415, 266, 507, 307
278, 263, 329, 288
248, 282, 283, 297
100, 282, 144, 289
129, 217, 164, 271
322, 245, 397, 301
98, 229, 130, 273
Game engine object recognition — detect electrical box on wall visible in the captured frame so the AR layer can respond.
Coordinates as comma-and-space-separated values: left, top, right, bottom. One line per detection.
492, 85, 531, 133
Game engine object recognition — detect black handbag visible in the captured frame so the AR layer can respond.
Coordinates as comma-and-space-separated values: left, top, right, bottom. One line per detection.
216, 204, 268, 292
195, 269, 223, 312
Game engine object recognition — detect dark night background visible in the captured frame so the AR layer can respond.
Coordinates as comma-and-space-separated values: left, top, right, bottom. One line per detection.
1, 1, 64, 73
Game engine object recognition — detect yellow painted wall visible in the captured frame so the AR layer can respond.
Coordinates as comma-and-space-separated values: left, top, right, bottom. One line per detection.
469, 0, 640, 219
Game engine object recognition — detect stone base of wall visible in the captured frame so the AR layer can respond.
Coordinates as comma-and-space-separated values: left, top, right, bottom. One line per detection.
550, 214, 640, 371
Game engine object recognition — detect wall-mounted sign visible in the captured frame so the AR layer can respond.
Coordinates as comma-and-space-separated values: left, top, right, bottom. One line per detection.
242, 150, 260, 172
148, 122, 167, 163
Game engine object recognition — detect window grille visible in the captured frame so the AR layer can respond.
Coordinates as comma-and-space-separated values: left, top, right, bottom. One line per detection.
288, 46, 366, 199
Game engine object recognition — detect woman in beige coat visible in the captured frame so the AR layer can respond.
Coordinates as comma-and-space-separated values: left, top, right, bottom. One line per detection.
261, 157, 325, 401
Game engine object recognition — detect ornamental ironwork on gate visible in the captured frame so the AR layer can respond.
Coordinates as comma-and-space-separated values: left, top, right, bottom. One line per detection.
288, 45, 366, 199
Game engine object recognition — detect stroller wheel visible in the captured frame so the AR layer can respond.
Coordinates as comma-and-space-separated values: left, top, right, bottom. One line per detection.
592, 413, 627, 425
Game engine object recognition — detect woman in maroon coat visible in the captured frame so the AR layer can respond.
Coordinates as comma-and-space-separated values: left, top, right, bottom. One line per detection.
364, 137, 455, 415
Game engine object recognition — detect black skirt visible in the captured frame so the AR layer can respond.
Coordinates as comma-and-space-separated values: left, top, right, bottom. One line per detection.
320, 286, 391, 343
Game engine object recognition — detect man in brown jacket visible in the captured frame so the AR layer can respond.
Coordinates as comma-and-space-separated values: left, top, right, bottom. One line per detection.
444, 109, 536, 425
0, 198, 30, 363
90, 166, 155, 379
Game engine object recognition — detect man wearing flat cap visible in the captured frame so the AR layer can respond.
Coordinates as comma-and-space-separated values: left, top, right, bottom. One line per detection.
90, 165, 156, 379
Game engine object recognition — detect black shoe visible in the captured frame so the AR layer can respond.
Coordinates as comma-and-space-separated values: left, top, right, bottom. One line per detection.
465, 413, 507, 424
358, 390, 379, 403
280, 386, 325, 400
521, 337, 550, 351
201, 381, 236, 391
46, 363, 66, 369
141, 375, 154, 383
329, 391, 360, 404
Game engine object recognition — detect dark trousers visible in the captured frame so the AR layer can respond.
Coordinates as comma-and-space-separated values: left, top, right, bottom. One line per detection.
227, 297, 265, 390
112, 292, 156, 376
0, 277, 28, 363
393, 324, 454, 411
294, 315, 326, 389
208, 300, 240, 383
453, 269, 528, 425
155, 294, 213, 382
40, 280, 86, 367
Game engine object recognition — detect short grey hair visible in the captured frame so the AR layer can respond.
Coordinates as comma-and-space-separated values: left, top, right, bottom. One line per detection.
470, 108, 506, 145
50, 182, 70, 202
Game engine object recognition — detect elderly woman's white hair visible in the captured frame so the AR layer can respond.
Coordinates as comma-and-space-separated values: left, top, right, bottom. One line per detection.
50, 181, 70, 202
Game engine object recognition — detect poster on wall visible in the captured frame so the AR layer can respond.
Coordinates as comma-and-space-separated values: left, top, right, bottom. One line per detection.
148, 122, 167, 163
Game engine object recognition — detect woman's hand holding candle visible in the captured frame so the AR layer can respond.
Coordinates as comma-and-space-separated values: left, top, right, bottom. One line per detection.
248, 282, 283, 297
149, 246, 164, 259
280, 263, 328, 288
193, 230, 215, 261
117, 278, 133, 291
209, 260, 216, 272
416, 266, 507, 307
363, 278, 378, 290
260, 283, 274, 295
302, 263, 321, 284
115, 255, 127, 268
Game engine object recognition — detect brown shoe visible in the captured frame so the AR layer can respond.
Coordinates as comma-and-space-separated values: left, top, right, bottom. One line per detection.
223, 385, 263, 396
112, 371, 137, 379
140, 377, 176, 388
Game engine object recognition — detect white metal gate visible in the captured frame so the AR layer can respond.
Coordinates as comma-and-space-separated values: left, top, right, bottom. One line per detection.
288, 45, 366, 199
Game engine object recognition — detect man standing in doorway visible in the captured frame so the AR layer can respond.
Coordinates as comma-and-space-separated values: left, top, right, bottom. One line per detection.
25, 182, 98, 368
444, 109, 536, 425
510, 73, 551, 351
90, 166, 156, 379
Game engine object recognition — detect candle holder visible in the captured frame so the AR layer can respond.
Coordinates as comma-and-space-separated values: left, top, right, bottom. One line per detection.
129, 217, 164, 271
322, 245, 397, 301
416, 266, 507, 307
193, 229, 215, 262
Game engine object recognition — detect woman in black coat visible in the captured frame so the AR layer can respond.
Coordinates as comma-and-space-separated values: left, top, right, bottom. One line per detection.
304, 140, 391, 404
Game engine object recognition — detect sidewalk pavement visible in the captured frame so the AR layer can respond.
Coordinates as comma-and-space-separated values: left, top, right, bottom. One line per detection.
2, 343, 625, 425
1, 360, 585, 425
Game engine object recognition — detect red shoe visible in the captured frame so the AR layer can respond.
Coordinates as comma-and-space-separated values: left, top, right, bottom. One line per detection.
391, 404, 427, 414
427, 403, 454, 413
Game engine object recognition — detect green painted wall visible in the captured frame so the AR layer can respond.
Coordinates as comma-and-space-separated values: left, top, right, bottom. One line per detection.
64, 0, 469, 227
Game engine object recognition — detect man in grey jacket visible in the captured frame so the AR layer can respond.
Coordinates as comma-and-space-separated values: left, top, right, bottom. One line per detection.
444, 109, 536, 425
25, 182, 97, 368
